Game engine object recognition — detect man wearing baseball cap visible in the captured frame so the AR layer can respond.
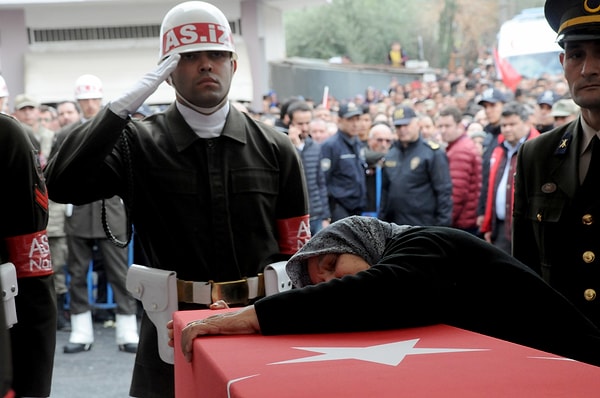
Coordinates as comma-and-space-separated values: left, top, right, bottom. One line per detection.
551, 98, 580, 127
536, 90, 561, 132
379, 104, 452, 226
320, 102, 368, 221
476, 88, 507, 236
514, 0, 600, 333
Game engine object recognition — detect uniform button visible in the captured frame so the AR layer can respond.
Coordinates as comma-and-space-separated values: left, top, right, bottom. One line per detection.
584, 289, 597, 301
582, 214, 593, 225
536, 213, 542, 222
583, 251, 596, 263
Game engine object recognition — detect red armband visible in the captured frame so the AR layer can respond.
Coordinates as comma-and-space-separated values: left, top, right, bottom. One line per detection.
5, 230, 53, 278
277, 215, 311, 255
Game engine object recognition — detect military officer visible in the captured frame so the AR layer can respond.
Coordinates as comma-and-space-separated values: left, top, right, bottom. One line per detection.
513, 0, 600, 327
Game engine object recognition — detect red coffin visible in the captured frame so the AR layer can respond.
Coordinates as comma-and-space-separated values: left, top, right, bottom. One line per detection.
173, 309, 600, 398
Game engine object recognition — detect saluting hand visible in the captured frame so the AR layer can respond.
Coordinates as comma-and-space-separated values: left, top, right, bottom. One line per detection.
109, 53, 181, 118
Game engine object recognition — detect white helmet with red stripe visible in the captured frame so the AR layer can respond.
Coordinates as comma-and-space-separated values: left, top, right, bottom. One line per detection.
158, 1, 237, 64
0, 75, 8, 98
74, 74, 103, 100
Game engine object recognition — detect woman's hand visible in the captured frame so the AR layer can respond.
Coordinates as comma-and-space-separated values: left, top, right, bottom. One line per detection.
166, 301, 230, 349
169, 305, 261, 362
209, 300, 229, 310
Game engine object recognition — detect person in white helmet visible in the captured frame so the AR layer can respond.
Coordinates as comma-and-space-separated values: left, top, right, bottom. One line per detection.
50, 74, 140, 354
73, 74, 104, 121
44, 2, 309, 397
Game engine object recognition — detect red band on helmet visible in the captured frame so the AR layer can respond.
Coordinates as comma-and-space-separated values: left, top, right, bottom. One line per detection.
5, 230, 53, 278
277, 215, 311, 255
162, 22, 233, 56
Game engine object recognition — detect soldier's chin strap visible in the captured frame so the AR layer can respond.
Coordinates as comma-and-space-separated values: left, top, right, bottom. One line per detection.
102, 129, 134, 248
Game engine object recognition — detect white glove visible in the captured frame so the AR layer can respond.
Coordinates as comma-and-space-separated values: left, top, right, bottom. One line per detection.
109, 53, 181, 118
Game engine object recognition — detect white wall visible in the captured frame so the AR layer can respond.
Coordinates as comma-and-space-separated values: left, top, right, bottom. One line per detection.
0, 0, 326, 109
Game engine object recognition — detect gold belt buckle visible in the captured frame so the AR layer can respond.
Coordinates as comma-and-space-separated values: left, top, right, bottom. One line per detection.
211, 279, 249, 305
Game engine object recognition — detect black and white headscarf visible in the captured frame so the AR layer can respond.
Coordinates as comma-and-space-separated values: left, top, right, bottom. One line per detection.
285, 216, 411, 288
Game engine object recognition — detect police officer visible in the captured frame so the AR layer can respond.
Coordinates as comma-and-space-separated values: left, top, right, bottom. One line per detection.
320, 102, 368, 221
44, 2, 309, 397
379, 105, 453, 226
0, 113, 56, 397
513, 0, 600, 328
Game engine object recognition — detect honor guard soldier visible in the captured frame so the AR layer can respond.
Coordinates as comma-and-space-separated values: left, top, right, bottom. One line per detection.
513, 0, 600, 328
44, 2, 310, 397
1, 113, 56, 398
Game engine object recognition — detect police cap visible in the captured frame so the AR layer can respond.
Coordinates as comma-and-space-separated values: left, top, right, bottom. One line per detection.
545, 0, 600, 46
338, 102, 363, 119
392, 105, 417, 126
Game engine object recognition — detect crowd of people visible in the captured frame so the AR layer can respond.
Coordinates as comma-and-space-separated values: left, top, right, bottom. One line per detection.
2, 0, 600, 397
250, 59, 579, 257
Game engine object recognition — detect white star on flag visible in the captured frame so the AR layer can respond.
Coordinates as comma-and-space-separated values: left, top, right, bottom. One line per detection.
268, 339, 489, 366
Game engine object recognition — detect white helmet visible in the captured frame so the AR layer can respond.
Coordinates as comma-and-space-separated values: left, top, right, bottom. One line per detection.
0, 75, 8, 98
158, 1, 237, 64
74, 74, 103, 100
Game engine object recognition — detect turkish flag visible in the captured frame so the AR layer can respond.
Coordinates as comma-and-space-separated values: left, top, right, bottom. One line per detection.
174, 309, 600, 398
494, 48, 522, 93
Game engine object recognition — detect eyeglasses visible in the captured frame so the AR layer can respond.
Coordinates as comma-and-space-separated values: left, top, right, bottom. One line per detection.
376, 138, 392, 143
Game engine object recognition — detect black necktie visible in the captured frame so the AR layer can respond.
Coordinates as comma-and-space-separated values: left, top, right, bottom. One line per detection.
582, 135, 600, 189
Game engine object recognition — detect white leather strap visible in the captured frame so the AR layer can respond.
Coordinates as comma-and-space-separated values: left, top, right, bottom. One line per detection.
264, 261, 292, 296
1, 262, 18, 328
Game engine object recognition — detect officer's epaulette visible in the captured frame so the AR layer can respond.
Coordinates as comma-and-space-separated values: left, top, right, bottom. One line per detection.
553, 129, 573, 156
426, 140, 440, 150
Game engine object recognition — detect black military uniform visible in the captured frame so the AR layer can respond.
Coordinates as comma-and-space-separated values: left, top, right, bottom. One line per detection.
0, 113, 56, 397
45, 104, 309, 397
513, 0, 600, 328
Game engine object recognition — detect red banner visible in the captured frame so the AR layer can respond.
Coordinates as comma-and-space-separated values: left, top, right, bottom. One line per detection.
494, 48, 522, 92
